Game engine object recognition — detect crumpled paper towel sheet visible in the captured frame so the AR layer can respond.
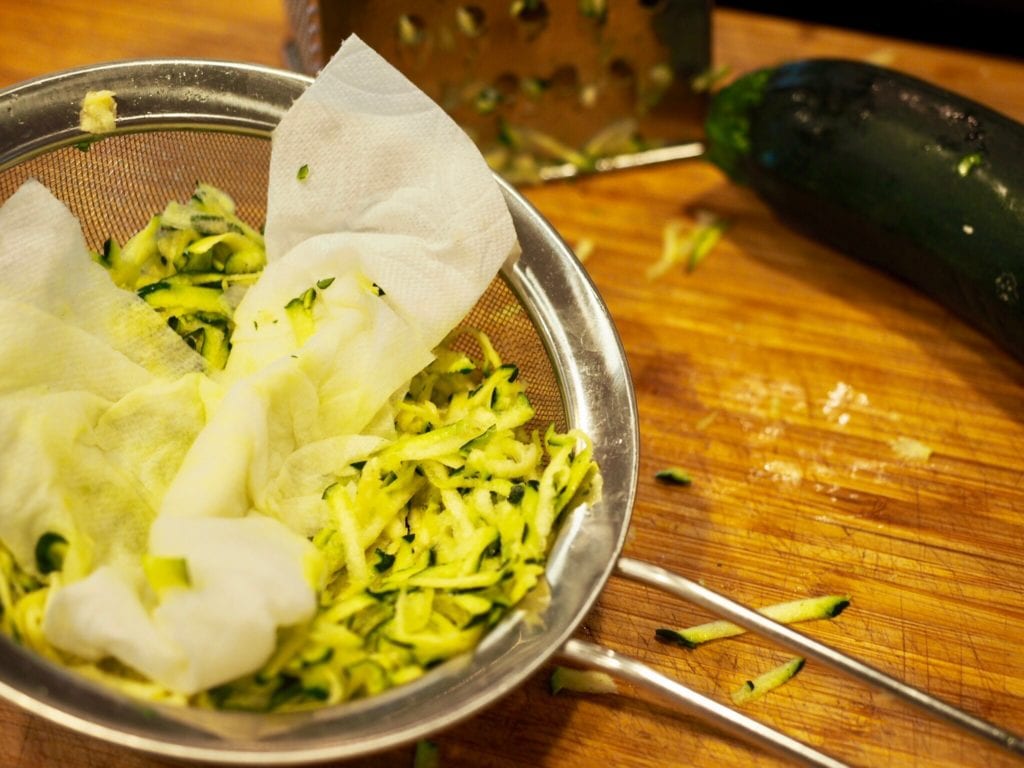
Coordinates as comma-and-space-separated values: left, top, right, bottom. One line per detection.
0, 34, 518, 696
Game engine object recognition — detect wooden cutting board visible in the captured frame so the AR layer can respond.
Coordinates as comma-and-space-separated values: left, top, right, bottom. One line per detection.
0, 4, 1022, 768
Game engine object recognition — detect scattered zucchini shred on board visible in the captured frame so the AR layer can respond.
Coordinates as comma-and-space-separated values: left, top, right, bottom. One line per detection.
654, 467, 692, 486
414, 739, 441, 768
889, 436, 933, 462
573, 237, 595, 264
656, 594, 850, 649
730, 656, 805, 705
92, 182, 267, 370
645, 211, 729, 280
550, 666, 618, 695
656, 596, 845, 707
690, 63, 732, 94
192, 329, 599, 712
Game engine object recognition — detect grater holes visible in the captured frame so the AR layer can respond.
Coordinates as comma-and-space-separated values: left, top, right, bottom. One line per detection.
510, 0, 549, 25
609, 58, 636, 83
548, 64, 580, 94
396, 14, 426, 45
455, 5, 486, 37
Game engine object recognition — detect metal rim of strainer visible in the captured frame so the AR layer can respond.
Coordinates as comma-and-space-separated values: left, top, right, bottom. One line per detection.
0, 60, 639, 763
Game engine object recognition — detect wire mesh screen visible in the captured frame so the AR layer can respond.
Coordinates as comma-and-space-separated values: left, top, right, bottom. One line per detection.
0, 129, 566, 432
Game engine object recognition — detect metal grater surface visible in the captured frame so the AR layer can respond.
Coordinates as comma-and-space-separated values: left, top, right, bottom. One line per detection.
283, 0, 711, 183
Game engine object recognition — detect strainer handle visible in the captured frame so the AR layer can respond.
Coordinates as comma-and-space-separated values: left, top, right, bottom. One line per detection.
557, 638, 851, 768
570, 557, 1024, 760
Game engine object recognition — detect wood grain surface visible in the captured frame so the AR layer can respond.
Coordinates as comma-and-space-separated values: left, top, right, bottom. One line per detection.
1, 3, 1023, 768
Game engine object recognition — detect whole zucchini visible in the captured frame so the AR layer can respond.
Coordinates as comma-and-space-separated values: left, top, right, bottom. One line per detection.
705, 59, 1024, 364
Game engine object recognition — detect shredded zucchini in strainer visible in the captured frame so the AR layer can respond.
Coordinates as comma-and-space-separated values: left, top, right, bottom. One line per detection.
0, 326, 598, 712
0, 185, 600, 711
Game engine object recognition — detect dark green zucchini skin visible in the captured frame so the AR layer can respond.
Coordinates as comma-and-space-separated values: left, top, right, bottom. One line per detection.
705, 58, 1024, 364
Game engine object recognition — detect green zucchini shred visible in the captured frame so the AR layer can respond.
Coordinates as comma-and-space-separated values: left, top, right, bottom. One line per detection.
690, 63, 732, 94
0, 544, 49, 653
549, 666, 618, 695
577, 0, 608, 23
498, 120, 596, 172
414, 739, 440, 768
646, 213, 730, 279
142, 555, 191, 596
654, 467, 692, 486
729, 656, 805, 705
94, 182, 267, 370
285, 286, 319, 345
34, 532, 68, 575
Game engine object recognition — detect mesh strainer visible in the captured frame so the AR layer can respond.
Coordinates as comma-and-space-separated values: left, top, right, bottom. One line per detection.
0, 61, 1021, 768
0, 57, 640, 762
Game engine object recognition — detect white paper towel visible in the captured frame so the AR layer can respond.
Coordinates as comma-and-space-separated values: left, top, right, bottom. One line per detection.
264, 35, 518, 349
32, 34, 520, 695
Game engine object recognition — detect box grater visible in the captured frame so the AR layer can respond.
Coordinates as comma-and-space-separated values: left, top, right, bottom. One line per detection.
282, 1, 711, 183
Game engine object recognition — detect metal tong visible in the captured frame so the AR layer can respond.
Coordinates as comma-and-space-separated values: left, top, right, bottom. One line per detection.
560, 559, 1023, 767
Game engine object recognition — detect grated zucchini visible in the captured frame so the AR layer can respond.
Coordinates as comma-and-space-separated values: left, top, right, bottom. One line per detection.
646, 212, 730, 280
654, 467, 692, 486
414, 739, 440, 768
142, 555, 191, 596
730, 656, 805, 705
0, 324, 598, 711
92, 182, 267, 370
79, 90, 117, 134
33, 533, 68, 575
550, 666, 618, 695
